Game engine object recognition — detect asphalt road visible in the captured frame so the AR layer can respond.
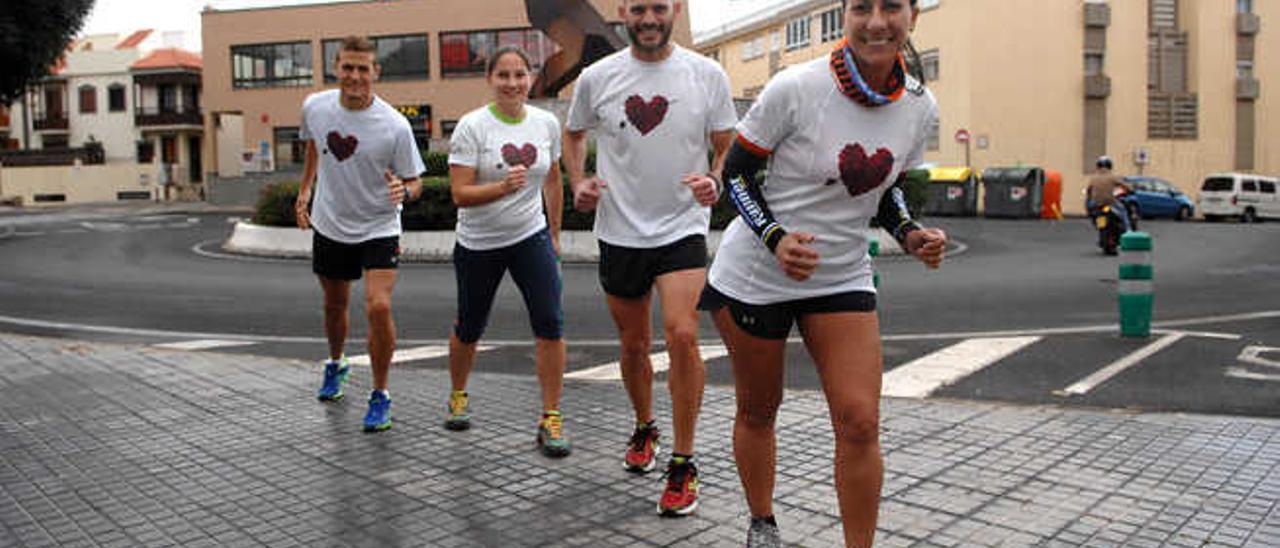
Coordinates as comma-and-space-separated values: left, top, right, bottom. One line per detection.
1, 210, 1277, 417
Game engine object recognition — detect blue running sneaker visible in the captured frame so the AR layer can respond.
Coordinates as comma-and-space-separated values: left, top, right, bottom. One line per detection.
363, 391, 392, 432
316, 357, 350, 402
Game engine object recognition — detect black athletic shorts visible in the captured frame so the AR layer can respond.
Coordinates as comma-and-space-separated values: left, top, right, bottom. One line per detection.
312, 231, 400, 281
697, 283, 876, 340
598, 234, 707, 299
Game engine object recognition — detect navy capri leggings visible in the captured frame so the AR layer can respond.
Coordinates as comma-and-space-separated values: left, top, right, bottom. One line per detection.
453, 227, 563, 343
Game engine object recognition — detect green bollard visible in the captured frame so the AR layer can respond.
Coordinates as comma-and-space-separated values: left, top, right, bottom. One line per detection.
1118, 232, 1153, 337
869, 239, 880, 288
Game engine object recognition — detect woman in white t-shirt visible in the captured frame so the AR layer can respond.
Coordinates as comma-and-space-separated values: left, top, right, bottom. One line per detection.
700, 1, 947, 546
442, 46, 571, 458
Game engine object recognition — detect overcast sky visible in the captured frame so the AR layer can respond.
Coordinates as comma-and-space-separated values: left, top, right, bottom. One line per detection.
81, 0, 758, 49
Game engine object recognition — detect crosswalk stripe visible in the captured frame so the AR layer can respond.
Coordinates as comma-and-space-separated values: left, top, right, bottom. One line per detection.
882, 336, 1042, 398
566, 345, 730, 381
1056, 333, 1185, 396
348, 345, 491, 366
153, 339, 258, 351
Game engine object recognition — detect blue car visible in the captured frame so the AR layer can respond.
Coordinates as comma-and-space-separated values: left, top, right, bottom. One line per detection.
1121, 176, 1196, 221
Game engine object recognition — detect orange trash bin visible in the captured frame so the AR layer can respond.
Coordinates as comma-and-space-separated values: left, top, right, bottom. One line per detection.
1041, 170, 1063, 219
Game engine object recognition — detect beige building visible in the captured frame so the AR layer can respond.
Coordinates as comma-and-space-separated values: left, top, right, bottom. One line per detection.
696, 0, 1275, 215
200, 0, 694, 180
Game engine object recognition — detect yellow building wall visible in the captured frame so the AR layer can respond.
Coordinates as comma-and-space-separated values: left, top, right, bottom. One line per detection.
0, 162, 152, 206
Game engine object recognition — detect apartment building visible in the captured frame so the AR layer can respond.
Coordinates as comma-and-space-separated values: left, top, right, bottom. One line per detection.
695, 0, 1275, 214
200, 0, 693, 179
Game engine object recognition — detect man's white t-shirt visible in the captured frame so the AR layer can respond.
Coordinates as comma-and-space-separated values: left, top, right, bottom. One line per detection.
448, 104, 561, 251
301, 89, 425, 244
709, 57, 938, 305
566, 45, 737, 248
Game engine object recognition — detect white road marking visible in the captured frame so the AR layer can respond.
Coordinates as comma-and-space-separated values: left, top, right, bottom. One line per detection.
1225, 346, 1280, 382
566, 345, 730, 381
1056, 333, 1186, 396
0, 311, 1268, 347
153, 339, 258, 351
347, 345, 491, 366
881, 337, 1042, 398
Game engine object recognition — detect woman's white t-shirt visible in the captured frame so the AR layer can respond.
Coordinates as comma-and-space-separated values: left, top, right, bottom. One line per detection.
566, 45, 738, 248
709, 57, 938, 305
448, 104, 561, 251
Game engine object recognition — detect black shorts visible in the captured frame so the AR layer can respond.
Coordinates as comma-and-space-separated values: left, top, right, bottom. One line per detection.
598, 234, 707, 299
312, 231, 400, 281
698, 283, 876, 340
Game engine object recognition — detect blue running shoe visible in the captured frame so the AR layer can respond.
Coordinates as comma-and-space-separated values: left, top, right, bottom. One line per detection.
316, 357, 350, 402
363, 391, 392, 432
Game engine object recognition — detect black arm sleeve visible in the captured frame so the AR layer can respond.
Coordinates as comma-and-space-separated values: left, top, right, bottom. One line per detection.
723, 140, 787, 252
875, 174, 923, 248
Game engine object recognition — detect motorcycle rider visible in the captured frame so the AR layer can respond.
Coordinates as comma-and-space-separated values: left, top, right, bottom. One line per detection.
1086, 156, 1133, 232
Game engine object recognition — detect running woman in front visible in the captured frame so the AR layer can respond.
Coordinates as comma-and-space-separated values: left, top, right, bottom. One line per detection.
563, 0, 737, 517
442, 46, 569, 457
297, 36, 426, 432
702, 0, 946, 545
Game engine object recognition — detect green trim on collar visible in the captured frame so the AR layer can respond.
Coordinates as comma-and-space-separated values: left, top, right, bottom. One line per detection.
488, 103, 526, 125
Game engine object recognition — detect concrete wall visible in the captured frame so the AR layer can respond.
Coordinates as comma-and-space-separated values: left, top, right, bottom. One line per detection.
0, 162, 153, 206
69, 74, 136, 161
699, 0, 1279, 215
201, 0, 693, 178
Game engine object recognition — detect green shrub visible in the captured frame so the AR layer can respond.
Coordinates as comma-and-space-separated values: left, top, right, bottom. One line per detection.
901, 168, 929, 217
401, 177, 456, 230
422, 151, 449, 177
252, 181, 302, 227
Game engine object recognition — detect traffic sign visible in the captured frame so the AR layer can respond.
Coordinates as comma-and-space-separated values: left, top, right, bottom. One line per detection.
955, 128, 971, 144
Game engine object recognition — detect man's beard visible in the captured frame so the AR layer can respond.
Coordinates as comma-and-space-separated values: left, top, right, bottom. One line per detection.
627, 22, 672, 53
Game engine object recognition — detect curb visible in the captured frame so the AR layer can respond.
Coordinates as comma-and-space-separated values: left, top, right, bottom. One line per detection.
222, 222, 906, 263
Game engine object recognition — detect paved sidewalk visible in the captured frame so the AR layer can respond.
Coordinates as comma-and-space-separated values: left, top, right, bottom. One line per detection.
1, 333, 1278, 547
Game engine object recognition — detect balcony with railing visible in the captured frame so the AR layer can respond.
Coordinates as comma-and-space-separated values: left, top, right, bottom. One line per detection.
33, 113, 69, 131
135, 105, 202, 127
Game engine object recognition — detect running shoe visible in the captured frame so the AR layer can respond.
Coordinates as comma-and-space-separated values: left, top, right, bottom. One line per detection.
363, 391, 392, 432
444, 390, 470, 431
746, 516, 781, 548
657, 458, 699, 516
316, 356, 350, 402
536, 411, 572, 458
623, 423, 660, 473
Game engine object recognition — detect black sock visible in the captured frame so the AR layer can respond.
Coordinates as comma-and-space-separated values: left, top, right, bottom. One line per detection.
751, 515, 777, 526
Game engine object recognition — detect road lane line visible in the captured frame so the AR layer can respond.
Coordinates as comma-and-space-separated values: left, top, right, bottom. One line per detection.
1056, 333, 1186, 396
153, 339, 258, 351
347, 345, 491, 366
566, 345, 730, 381
881, 336, 1041, 398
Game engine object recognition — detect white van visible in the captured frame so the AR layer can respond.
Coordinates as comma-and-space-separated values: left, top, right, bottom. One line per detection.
1199, 173, 1280, 222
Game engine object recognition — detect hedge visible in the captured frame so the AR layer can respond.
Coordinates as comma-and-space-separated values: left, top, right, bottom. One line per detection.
254, 166, 930, 231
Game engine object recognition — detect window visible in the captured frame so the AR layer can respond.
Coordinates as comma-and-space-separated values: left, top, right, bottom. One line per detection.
136, 140, 154, 163
1085, 52, 1104, 76
78, 85, 96, 114
926, 117, 940, 151
273, 127, 305, 166
921, 49, 940, 81
785, 16, 810, 51
441, 120, 459, 139
1242, 180, 1257, 192
820, 8, 843, 43
919, 0, 940, 9
1201, 177, 1233, 191
771, 30, 782, 52
1260, 181, 1275, 194
741, 36, 764, 61
1237, 60, 1254, 78
439, 28, 561, 77
324, 34, 430, 82
232, 42, 313, 89
158, 84, 177, 113
108, 85, 126, 112
1238, 0, 1253, 14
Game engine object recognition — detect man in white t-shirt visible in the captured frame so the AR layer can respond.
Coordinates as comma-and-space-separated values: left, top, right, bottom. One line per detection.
294, 36, 426, 433
563, 0, 737, 517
